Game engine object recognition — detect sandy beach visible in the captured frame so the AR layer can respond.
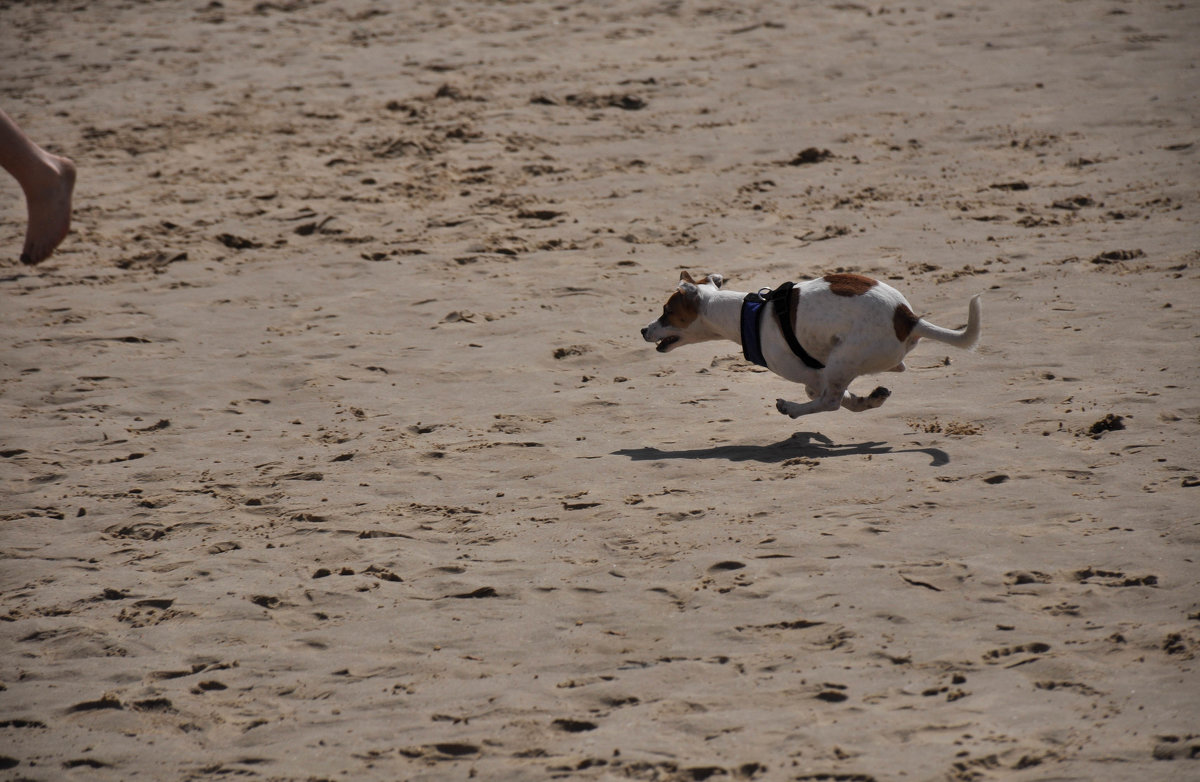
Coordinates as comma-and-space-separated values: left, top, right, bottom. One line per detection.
2, 1, 1198, 779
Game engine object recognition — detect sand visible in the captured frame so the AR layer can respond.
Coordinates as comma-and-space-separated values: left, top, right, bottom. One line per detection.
2, 1, 1198, 780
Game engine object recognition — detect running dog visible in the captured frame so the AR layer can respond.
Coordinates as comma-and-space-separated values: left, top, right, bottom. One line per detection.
641, 271, 981, 418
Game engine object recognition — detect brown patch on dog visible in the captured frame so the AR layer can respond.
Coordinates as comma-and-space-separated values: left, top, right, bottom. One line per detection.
679, 270, 697, 284
824, 273, 878, 297
662, 288, 699, 329
893, 302, 919, 341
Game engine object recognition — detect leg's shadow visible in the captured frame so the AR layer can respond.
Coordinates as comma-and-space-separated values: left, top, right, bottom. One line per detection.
614, 431, 949, 467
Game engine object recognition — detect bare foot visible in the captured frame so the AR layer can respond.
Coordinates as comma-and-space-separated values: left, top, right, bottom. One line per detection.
20, 154, 75, 265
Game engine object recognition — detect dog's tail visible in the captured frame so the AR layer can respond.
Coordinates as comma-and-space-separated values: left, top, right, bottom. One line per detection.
913, 293, 982, 350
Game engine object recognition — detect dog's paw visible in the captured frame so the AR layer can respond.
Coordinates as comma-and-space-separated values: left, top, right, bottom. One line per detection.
864, 387, 891, 409
776, 399, 800, 418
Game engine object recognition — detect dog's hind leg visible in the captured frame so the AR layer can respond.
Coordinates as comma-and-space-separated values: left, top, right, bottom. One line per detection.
839, 385, 890, 412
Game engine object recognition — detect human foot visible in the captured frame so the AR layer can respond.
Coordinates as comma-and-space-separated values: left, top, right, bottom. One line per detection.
20, 153, 75, 265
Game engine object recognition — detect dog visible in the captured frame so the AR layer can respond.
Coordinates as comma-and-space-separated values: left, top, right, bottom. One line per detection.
641, 271, 981, 418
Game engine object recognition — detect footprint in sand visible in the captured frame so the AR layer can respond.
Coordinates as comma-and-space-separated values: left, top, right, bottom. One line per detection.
982, 642, 1051, 665
105, 521, 168, 540
66, 695, 123, 713
1072, 567, 1158, 587
552, 718, 597, 732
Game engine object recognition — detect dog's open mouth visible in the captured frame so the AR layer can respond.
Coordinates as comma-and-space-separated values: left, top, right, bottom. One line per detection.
655, 336, 680, 353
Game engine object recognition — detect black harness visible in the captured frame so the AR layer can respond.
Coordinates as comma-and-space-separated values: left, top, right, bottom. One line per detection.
740, 281, 825, 371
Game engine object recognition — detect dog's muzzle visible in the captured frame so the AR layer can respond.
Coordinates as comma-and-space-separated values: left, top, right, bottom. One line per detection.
654, 336, 679, 352
642, 325, 679, 352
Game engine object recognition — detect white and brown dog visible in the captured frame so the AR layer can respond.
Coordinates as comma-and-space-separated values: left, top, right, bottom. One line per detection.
641, 271, 981, 418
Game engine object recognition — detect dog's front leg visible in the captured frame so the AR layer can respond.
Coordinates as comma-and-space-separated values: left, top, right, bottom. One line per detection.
776, 381, 846, 418
776, 395, 842, 418
776, 374, 890, 418
776, 397, 827, 418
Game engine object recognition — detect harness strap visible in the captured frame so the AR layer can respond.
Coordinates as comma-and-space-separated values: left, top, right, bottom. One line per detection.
741, 282, 825, 370
740, 295, 768, 368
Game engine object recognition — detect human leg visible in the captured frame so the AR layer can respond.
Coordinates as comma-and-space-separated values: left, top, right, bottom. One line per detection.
0, 108, 75, 265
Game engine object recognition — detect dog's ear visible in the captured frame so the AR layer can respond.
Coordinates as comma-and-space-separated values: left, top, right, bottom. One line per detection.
707, 274, 724, 289
679, 270, 697, 285
678, 281, 699, 300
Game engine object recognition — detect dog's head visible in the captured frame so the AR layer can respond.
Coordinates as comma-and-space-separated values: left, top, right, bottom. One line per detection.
641, 271, 725, 353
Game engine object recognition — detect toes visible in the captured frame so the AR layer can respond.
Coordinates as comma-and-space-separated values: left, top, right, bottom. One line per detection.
20, 245, 48, 266
869, 386, 890, 400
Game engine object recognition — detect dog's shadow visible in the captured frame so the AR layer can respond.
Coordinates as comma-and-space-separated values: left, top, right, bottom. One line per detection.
614, 431, 949, 467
